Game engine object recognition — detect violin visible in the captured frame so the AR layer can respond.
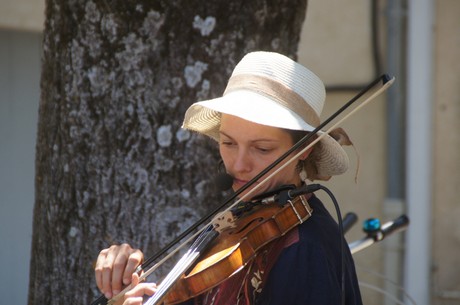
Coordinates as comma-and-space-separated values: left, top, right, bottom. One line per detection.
91, 74, 394, 305
161, 193, 313, 304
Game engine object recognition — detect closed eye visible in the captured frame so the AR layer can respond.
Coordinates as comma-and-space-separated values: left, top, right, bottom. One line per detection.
220, 141, 235, 146
255, 146, 274, 154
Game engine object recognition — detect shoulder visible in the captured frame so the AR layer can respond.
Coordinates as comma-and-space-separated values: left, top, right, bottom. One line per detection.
296, 195, 341, 247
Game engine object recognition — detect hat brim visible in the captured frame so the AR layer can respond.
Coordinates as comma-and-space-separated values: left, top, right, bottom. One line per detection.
183, 90, 317, 139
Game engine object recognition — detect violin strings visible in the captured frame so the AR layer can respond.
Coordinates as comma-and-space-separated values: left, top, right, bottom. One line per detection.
144, 229, 219, 305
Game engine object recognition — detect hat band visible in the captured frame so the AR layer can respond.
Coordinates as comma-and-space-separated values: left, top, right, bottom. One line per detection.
223, 74, 321, 127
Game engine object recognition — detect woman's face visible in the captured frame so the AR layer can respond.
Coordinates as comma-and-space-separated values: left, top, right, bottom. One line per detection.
219, 114, 307, 199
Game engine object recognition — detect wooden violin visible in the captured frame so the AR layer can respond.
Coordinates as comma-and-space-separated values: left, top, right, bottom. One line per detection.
160, 193, 313, 304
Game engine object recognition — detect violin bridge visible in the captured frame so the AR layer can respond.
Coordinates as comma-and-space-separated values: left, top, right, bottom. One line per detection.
212, 210, 237, 233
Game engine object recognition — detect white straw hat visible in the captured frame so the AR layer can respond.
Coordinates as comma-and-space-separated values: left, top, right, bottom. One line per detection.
182, 51, 350, 180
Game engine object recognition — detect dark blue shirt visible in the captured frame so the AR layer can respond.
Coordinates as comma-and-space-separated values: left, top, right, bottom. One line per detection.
255, 195, 363, 305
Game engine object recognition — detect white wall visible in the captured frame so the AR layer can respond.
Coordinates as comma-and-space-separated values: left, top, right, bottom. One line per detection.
0, 29, 41, 305
0, 0, 45, 32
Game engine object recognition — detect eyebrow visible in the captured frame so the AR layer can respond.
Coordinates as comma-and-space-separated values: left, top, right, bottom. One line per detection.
219, 130, 281, 143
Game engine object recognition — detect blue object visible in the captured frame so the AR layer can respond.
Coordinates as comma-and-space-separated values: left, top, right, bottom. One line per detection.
363, 218, 381, 233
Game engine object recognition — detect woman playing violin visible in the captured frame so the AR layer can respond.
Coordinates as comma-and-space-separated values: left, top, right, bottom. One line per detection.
95, 51, 363, 305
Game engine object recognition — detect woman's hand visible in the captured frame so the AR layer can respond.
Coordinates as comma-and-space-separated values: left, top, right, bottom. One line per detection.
95, 244, 144, 299
120, 273, 157, 305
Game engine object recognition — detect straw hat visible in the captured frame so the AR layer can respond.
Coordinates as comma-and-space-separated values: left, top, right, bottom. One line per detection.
182, 51, 350, 180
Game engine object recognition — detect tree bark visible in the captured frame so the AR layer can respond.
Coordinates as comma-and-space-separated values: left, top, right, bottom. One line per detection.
29, 0, 307, 304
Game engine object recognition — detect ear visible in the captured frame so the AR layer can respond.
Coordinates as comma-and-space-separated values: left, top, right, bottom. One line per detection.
299, 146, 313, 161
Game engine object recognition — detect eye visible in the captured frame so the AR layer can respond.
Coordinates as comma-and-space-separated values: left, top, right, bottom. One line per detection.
255, 146, 273, 153
220, 139, 235, 147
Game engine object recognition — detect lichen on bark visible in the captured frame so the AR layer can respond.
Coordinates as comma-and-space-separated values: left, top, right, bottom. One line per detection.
29, 1, 307, 304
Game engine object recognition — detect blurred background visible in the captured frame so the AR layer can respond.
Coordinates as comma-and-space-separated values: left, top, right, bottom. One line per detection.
1, 0, 459, 304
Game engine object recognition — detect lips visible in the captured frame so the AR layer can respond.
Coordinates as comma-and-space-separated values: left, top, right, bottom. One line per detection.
233, 177, 261, 190
232, 179, 246, 189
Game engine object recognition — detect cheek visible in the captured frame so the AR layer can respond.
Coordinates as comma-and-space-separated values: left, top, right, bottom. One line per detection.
273, 161, 299, 183
219, 146, 232, 167
255, 157, 275, 172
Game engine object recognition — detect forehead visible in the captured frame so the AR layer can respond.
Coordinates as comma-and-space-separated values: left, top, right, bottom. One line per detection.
219, 114, 292, 142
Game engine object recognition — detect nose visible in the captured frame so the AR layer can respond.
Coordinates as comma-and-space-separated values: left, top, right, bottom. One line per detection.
232, 148, 252, 174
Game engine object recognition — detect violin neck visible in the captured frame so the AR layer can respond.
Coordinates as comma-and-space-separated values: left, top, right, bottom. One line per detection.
143, 228, 218, 305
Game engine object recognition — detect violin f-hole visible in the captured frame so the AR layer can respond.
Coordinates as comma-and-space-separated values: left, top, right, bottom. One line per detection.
229, 217, 265, 235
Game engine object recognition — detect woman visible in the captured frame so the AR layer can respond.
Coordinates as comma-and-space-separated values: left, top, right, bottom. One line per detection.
95, 51, 363, 305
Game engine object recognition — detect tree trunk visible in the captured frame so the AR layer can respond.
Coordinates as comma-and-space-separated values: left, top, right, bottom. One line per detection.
29, 0, 307, 304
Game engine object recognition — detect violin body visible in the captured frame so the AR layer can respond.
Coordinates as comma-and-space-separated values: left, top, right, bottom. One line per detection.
164, 194, 313, 304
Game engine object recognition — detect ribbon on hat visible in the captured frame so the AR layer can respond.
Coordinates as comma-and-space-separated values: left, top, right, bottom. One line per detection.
223, 74, 321, 128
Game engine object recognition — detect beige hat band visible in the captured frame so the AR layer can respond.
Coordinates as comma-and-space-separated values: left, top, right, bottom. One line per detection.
223, 74, 321, 128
